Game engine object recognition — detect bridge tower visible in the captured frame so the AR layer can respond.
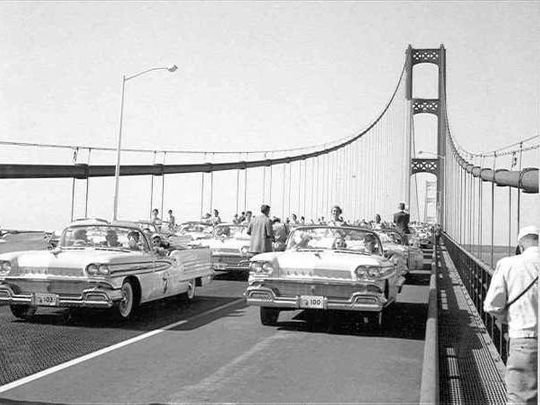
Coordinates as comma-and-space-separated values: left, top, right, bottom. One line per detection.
406, 45, 446, 226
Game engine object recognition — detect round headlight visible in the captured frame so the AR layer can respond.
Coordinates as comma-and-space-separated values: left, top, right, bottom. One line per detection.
261, 262, 274, 273
367, 267, 380, 278
250, 262, 263, 273
98, 264, 110, 276
355, 267, 367, 278
0, 261, 11, 273
87, 264, 99, 276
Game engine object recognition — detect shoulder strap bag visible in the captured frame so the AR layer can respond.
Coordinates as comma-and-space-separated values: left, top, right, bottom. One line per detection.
504, 276, 538, 310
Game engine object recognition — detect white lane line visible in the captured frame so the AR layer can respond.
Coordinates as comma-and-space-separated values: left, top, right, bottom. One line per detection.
170, 331, 297, 403
0, 298, 245, 394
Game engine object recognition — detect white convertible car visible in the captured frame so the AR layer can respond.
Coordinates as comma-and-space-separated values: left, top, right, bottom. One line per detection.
245, 226, 406, 327
0, 219, 213, 320
376, 228, 424, 274
202, 223, 253, 273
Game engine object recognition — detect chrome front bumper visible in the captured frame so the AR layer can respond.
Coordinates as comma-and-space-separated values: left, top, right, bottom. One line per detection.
245, 285, 387, 312
0, 284, 123, 309
212, 256, 251, 272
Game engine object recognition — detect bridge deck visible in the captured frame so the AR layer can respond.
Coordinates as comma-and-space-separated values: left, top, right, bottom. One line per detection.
438, 243, 507, 404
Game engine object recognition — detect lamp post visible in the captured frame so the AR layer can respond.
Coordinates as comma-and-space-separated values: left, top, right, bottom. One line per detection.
113, 65, 178, 220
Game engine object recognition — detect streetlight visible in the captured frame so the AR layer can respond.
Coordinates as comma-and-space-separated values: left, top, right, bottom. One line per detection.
113, 65, 178, 220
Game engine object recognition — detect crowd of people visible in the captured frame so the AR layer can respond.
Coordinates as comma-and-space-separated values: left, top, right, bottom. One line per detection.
148, 201, 421, 251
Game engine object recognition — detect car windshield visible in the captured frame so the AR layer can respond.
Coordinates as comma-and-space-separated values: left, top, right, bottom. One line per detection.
59, 225, 150, 251
213, 225, 248, 239
180, 223, 213, 234
135, 222, 159, 236
286, 226, 383, 256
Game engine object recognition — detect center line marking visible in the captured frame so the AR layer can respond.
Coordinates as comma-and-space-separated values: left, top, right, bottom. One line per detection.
0, 298, 245, 394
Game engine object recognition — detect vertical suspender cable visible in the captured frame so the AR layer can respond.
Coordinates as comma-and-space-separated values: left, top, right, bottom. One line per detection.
235, 153, 240, 215
490, 153, 496, 268
478, 158, 482, 259
151, 151, 157, 217
303, 158, 307, 218
287, 162, 292, 219
262, 153, 266, 203
85, 148, 91, 218
70, 147, 78, 222
161, 152, 166, 218
517, 142, 523, 231
209, 154, 214, 214
508, 186, 512, 256
244, 153, 248, 213
297, 159, 302, 216
200, 153, 205, 219
269, 158, 273, 207
311, 158, 315, 221
282, 164, 286, 219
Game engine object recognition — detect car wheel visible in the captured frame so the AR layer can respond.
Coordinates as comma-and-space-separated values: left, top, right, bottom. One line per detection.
10, 304, 37, 320
115, 280, 138, 320
181, 279, 196, 302
260, 307, 279, 326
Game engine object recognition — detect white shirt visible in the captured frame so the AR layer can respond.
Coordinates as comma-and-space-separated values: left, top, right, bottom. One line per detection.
483, 246, 539, 338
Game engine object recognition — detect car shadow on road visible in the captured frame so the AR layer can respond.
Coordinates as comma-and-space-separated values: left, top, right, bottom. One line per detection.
9, 294, 245, 332
405, 270, 431, 286
274, 301, 427, 340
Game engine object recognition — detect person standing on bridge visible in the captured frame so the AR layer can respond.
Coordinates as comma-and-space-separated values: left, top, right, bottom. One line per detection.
247, 204, 274, 254
484, 225, 539, 405
393, 202, 410, 245
328, 205, 346, 226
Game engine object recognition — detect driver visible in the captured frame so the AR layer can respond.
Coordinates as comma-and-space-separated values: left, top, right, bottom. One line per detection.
127, 230, 141, 251
333, 237, 347, 250
104, 229, 121, 247
363, 234, 378, 254
72, 229, 88, 246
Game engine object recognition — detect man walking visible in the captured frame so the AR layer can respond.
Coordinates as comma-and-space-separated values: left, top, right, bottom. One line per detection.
393, 202, 410, 245
247, 204, 274, 254
484, 226, 539, 404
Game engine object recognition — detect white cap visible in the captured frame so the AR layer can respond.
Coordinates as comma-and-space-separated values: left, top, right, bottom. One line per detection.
517, 225, 539, 242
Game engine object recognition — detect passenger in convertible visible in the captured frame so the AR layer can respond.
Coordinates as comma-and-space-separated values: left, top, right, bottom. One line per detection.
127, 231, 141, 251
363, 234, 379, 254
151, 234, 172, 256
333, 236, 347, 250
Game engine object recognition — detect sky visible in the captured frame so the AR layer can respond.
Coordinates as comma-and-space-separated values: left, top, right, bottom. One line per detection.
0, 1, 538, 239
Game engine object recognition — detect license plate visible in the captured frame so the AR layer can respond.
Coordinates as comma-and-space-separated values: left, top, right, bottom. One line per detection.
300, 295, 325, 309
34, 293, 59, 306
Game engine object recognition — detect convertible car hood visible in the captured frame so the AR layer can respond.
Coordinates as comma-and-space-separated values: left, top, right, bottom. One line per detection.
1, 249, 150, 278
270, 251, 388, 280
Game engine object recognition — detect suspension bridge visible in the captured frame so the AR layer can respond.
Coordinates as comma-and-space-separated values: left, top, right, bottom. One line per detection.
0, 45, 538, 404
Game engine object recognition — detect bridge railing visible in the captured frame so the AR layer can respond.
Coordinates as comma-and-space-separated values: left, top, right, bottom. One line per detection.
442, 232, 509, 363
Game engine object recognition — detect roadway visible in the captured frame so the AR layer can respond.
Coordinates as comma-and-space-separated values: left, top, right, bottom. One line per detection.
0, 268, 430, 404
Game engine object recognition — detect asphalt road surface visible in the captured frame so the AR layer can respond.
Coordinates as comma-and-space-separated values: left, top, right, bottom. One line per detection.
0, 267, 430, 404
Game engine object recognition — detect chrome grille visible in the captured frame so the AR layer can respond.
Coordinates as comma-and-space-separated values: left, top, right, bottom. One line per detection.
262, 281, 377, 299
213, 255, 248, 266
15, 266, 85, 277
280, 268, 352, 280
7, 280, 90, 295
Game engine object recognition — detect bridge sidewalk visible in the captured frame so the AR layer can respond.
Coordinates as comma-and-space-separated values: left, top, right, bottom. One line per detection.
437, 243, 507, 404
